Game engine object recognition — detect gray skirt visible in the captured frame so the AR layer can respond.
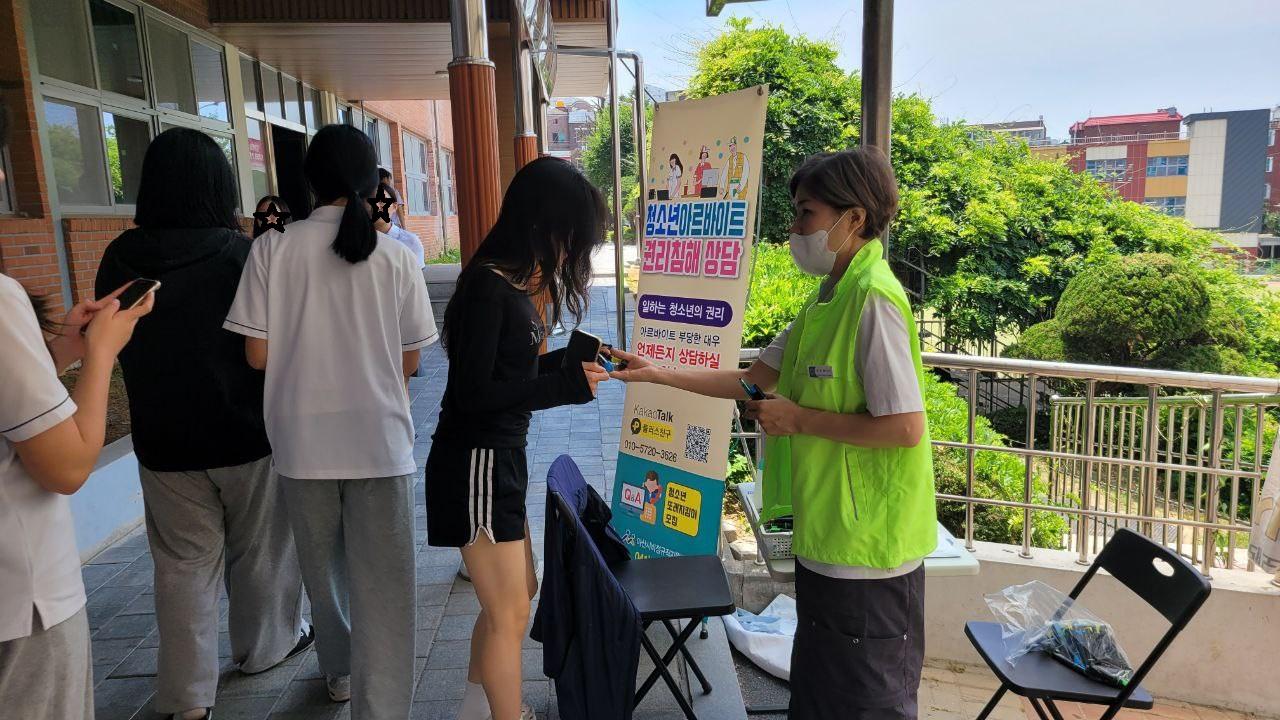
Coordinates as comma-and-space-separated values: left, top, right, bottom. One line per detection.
789, 562, 926, 720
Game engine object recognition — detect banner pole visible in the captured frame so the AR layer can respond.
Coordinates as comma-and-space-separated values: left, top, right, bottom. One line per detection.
606, 0, 626, 349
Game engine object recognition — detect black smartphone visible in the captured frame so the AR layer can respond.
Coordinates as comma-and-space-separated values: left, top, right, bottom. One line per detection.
739, 378, 766, 401
563, 329, 603, 369
111, 278, 161, 310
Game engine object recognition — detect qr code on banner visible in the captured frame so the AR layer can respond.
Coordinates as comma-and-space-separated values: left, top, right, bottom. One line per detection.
684, 425, 711, 464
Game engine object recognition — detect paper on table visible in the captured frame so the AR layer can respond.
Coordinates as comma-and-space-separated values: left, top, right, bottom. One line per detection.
927, 525, 966, 559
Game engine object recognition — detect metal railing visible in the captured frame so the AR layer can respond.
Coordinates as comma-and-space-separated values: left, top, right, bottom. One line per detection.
1049, 391, 1276, 573
1034, 131, 1184, 149
735, 348, 1280, 584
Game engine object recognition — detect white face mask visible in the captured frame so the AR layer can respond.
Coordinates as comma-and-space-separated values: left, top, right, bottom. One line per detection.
788, 209, 852, 276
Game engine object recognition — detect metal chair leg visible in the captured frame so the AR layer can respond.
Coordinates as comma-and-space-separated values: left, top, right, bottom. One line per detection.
1098, 701, 1127, 720
1027, 698, 1053, 720
634, 620, 700, 703
636, 629, 699, 720
663, 619, 712, 694
1043, 699, 1068, 720
975, 685, 1008, 720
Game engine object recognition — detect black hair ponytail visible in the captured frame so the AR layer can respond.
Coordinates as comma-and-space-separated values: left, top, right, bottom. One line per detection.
304, 124, 379, 264
334, 186, 376, 263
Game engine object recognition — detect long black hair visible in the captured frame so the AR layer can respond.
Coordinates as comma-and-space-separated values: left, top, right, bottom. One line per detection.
304, 124, 379, 263
669, 153, 683, 173
134, 128, 239, 230
442, 157, 607, 353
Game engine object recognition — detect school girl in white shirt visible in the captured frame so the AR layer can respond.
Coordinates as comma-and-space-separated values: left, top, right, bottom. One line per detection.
225, 124, 436, 719
0, 278, 153, 720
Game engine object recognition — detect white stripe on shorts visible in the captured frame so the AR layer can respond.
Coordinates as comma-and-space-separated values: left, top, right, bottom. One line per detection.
484, 448, 495, 531
466, 448, 497, 545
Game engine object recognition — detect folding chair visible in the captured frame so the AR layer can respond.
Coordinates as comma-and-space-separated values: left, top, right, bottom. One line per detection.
546, 456, 734, 720
613, 554, 735, 720
965, 529, 1212, 720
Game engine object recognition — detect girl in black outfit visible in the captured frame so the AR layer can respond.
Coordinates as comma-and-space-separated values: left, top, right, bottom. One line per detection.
425, 157, 609, 720
95, 129, 310, 720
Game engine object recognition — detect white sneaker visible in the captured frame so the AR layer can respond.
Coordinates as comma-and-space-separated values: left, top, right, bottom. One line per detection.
326, 674, 352, 703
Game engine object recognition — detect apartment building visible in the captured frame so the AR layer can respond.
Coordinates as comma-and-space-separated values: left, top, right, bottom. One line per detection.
1031, 107, 1271, 253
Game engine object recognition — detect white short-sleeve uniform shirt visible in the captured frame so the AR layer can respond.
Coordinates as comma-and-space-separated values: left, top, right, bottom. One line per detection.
224, 205, 437, 480
0, 275, 86, 641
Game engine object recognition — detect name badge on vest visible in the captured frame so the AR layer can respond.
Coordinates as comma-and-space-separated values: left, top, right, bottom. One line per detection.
807, 365, 834, 379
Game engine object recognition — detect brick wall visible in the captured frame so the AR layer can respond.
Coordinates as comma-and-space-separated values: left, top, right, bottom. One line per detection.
147, 0, 211, 29
62, 216, 134, 304
1, 0, 62, 311
363, 99, 460, 259
0, 217, 62, 304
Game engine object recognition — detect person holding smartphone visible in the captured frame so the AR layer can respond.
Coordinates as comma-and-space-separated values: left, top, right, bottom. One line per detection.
611, 148, 937, 720
225, 124, 436, 719
0, 94, 151, 720
0, 275, 152, 720
425, 157, 609, 720
96, 128, 312, 720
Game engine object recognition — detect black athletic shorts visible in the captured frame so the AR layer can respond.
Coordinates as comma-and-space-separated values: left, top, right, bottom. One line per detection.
789, 562, 926, 720
424, 445, 529, 547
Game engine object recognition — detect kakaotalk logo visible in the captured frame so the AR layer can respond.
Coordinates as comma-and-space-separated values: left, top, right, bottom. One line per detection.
630, 405, 674, 443
631, 404, 673, 423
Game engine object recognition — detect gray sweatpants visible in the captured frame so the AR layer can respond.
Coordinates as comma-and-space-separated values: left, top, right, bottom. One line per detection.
0, 607, 93, 720
139, 455, 305, 713
280, 474, 417, 720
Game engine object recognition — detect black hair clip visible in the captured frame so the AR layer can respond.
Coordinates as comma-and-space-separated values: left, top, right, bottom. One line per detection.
367, 185, 395, 224
253, 201, 290, 233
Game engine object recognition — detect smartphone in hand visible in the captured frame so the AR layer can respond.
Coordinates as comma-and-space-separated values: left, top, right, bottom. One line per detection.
563, 329, 603, 369
740, 378, 766, 401
111, 278, 161, 310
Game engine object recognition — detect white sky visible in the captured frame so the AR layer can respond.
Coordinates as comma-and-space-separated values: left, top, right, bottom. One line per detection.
614, 0, 1279, 138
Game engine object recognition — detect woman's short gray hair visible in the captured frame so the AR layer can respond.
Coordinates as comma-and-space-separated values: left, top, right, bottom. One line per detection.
788, 147, 899, 239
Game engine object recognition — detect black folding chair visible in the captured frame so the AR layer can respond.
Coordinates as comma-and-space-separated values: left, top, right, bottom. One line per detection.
612, 553, 734, 720
965, 529, 1212, 720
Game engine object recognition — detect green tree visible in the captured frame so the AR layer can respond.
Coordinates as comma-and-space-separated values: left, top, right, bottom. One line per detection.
683, 19, 1223, 345
1265, 211, 1280, 236
105, 123, 123, 203
1006, 253, 1279, 376
685, 18, 861, 246
580, 96, 652, 239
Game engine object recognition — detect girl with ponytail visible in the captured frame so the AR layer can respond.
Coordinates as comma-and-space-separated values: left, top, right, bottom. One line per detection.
224, 123, 438, 718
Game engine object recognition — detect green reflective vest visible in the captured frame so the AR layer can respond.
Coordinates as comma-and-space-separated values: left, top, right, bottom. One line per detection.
761, 239, 938, 568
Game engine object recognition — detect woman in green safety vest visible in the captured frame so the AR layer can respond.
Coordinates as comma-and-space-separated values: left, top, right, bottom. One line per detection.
610, 147, 937, 720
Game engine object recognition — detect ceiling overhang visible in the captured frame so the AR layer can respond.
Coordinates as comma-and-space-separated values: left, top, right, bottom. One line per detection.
208, 0, 608, 101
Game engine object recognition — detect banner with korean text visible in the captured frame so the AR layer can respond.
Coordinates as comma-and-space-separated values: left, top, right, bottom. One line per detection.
610, 86, 768, 558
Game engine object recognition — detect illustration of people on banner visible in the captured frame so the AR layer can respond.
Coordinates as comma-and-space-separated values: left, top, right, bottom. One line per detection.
720, 136, 750, 199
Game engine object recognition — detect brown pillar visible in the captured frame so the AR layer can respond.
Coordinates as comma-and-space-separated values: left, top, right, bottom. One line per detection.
448, 0, 501, 266
448, 61, 502, 266
514, 135, 539, 169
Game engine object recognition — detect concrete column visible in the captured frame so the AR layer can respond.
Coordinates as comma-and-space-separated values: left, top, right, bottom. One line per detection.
448, 0, 502, 264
